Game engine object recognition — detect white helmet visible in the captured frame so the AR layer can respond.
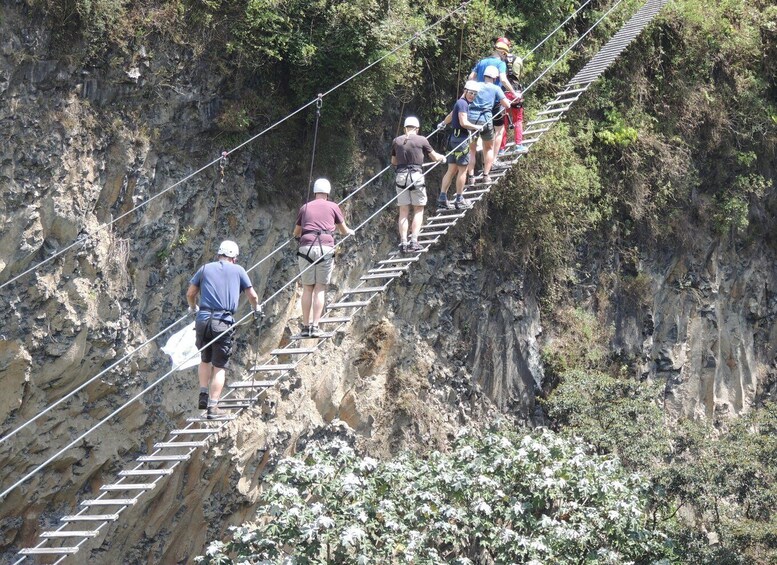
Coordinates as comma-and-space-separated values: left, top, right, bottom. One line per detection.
484, 65, 500, 79
217, 240, 239, 258
464, 80, 481, 92
404, 116, 420, 129
313, 178, 331, 194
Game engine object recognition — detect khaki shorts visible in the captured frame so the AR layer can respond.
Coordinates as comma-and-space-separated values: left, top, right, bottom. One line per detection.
297, 245, 335, 285
395, 170, 427, 207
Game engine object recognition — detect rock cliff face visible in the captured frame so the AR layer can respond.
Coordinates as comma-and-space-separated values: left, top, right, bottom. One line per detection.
0, 3, 774, 563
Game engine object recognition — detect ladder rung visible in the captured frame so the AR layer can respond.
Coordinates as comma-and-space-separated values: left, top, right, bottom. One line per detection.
378, 257, 419, 265
327, 300, 371, 309
537, 107, 569, 115
250, 363, 297, 372
342, 286, 387, 294
463, 188, 491, 196
558, 86, 589, 95
81, 498, 138, 506
19, 548, 80, 555
154, 440, 207, 448
137, 454, 190, 462
186, 415, 237, 422
361, 273, 403, 280
547, 97, 579, 105
270, 347, 317, 355
41, 530, 99, 538
118, 468, 175, 476
423, 221, 456, 228
169, 428, 224, 435
417, 238, 440, 245
62, 514, 119, 522
427, 213, 466, 221
100, 483, 156, 491
369, 264, 410, 273
291, 331, 334, 340
522, 127, 551, 135
525, 117, 561, 126
318, 316, 352, 323
419, 230, 449, 236
230, 380, 278, 388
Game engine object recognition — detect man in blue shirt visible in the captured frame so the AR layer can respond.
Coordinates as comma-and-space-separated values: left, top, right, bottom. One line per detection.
466, 66, 512, 184
470, 38, 521, 156
186, 240, 260, 419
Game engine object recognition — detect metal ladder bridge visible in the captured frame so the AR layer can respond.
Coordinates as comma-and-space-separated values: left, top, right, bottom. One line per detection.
15, 0, 670, 559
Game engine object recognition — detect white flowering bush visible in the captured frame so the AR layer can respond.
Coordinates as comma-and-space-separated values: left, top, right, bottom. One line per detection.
197, 427, 674, 564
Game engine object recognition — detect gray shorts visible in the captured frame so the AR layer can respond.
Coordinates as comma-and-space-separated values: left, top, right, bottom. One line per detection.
395, 170, 427, 207
297, 245, 335, 285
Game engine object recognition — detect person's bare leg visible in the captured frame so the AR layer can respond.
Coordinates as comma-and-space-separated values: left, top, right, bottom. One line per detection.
311, 283, 327, 325
301, 284, 313, 325
398, 205, 410, 243
410, 207, 424, 241
440, 163, 456, 197
455, 165, 468, 197
198, 362, 212, 389
483, 140, 495, 175
209, 366, 226, 402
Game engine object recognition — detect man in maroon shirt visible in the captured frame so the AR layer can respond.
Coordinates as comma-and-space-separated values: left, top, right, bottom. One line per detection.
293, 178, 355, 337
391, 116, 445, 253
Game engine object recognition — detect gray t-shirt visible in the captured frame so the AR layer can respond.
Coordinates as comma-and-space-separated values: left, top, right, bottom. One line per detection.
392, 133, 434, 172
190, 260, 253, 322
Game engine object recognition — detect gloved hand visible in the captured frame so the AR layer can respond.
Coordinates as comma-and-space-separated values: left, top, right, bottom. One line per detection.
187, 305, 199, 319
253, 306, 265, 328
345, 228, 356, 237
437, 121, 447, 131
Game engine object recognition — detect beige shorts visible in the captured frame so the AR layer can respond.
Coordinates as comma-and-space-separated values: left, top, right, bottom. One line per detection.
395, 170, 427, 207
297, 245, 335, 285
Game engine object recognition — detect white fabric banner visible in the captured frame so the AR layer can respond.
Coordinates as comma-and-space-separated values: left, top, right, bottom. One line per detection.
161, 321, 200, 371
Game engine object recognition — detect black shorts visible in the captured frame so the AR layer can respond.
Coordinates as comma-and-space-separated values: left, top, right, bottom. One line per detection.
492, 103, 505, 126
195, 318, 234, 368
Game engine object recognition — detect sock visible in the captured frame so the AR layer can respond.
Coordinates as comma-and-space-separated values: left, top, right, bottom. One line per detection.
200, 387, 208, 394
411, 235, 418, 243
401, 239, 408, 246
208, 399, 218, 408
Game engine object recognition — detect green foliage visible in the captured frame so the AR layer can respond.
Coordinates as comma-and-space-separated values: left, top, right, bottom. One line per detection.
489, 123, 605, 289
544, 369, 670, 470
596, 109, 640, 148
541, 307, 611, 378
197, 427, 674, 564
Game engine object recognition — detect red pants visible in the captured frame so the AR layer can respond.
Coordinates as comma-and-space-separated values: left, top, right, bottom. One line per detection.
502, 91, 523, 151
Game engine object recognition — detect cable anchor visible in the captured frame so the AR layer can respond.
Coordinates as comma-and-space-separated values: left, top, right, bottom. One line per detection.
219, 151, 228, 183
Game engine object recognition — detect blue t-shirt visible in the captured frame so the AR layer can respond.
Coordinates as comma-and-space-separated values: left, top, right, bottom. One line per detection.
450, 97, 470, 132
190, 260, 253, 322
467, 83, 505, 123
471, 57, 507, 86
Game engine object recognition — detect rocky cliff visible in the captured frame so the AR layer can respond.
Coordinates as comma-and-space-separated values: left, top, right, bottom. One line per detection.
0, 0, 775, 562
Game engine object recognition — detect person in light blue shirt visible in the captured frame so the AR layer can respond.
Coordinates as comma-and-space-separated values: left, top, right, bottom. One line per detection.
466, 66, 511, 184
186, 240, 260, 419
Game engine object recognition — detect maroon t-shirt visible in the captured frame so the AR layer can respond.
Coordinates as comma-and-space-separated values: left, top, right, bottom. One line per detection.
296, 199, 345, 247
391, 133, 434, 171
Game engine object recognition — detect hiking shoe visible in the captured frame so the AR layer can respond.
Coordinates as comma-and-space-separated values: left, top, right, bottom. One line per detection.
497, 149, 506, 156
399, 242, 408, 254
466, 174, 476, 186
437, 195, 451, 209
454, 197, 472, 210
482, 174, 492, 184
198, 392, 209, 410
299, 325, 310, 337
308, 325, 323, 338
207, 406, 229, 420
514, 144, 528, 153
407, 241, 422, 252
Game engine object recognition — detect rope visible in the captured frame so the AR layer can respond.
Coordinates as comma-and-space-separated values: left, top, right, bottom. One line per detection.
0, 0, 472, 294
2, 0, 617, 501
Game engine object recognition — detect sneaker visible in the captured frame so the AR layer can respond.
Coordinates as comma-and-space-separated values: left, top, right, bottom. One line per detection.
497, 149, 506, 156
466, 174, 476, 186
407, 241, 422, 252
198, 392, 209, 410
437, 195, 451, 209
482, 174, 492, 184
399, 242, 408, 254
514, 144, 528, 154
207, 406, 229, 420
492, 158, 506, 169
308, 325, 323, 338
299, 325, 310, 337
454, 197, 472, 210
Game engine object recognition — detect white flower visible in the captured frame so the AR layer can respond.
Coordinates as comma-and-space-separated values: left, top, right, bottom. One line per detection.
341, 473, 363, 494
316, 515, 335, 530
359, 457, 379, 472
341, 525, 366, 546
471, 500, 493, 516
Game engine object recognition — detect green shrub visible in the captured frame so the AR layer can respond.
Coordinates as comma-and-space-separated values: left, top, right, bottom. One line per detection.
197, 426, 674, 563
